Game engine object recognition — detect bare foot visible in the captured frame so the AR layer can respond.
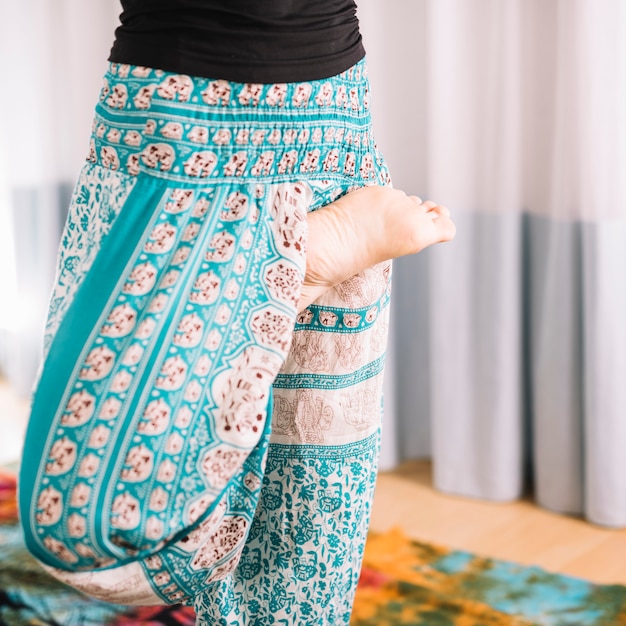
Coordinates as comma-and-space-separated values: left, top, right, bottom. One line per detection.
298, 186, 456, 311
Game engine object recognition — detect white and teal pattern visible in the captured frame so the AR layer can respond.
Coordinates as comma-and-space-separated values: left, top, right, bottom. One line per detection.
195, 433, 380, 625
44, 163, 137, 355
19, 59, 391, 623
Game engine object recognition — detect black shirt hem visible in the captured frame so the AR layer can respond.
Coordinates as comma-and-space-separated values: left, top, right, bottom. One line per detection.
109, 40, 366, 84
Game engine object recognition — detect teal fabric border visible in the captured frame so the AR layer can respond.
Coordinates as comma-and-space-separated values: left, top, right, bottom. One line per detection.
19, 176, 165, 565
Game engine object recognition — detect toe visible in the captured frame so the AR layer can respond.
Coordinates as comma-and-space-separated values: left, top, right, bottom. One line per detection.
435, 215, 456, 242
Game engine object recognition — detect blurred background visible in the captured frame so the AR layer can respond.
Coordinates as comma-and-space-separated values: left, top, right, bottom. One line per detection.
0, 0, 625, 548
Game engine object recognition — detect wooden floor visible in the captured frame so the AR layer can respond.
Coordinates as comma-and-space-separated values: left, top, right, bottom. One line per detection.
2, 378, 625, 586
371, 460, 626, 586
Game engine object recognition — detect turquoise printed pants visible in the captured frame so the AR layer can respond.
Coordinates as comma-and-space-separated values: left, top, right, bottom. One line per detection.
19, 59, 391, 624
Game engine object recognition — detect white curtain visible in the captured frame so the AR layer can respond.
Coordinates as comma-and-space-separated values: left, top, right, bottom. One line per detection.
361, 0, 626, 528
0, 0, 120, 393
2, 0, 625, 529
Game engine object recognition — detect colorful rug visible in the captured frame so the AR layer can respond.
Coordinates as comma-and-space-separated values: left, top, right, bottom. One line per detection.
353, 529, 626, 626
2, 470, 626, 625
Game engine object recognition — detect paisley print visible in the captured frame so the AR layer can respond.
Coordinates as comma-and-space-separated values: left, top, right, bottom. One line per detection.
19, 58, 391, 624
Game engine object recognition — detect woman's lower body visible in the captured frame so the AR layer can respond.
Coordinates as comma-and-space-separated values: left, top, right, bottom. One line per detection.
19, 59, 391, 624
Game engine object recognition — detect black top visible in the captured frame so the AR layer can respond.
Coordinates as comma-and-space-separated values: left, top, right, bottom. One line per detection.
109, 0, 365, 83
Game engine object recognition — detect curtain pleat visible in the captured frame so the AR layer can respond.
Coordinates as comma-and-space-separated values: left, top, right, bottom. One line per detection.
582, 223, 626, 527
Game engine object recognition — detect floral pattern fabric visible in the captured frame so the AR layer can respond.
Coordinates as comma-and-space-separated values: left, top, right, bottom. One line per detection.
18, 59, 392, 623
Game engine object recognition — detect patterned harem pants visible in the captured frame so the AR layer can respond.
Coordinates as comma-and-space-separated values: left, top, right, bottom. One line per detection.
18, 58, 391, 625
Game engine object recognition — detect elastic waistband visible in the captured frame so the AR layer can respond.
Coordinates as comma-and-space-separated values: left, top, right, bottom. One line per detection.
88, 59, 388, 185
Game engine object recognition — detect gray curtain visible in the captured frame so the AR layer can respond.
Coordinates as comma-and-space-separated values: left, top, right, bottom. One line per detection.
362, 0, 626, 528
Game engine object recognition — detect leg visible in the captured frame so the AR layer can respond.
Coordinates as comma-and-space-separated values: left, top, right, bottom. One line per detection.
298, 186, 456, 311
